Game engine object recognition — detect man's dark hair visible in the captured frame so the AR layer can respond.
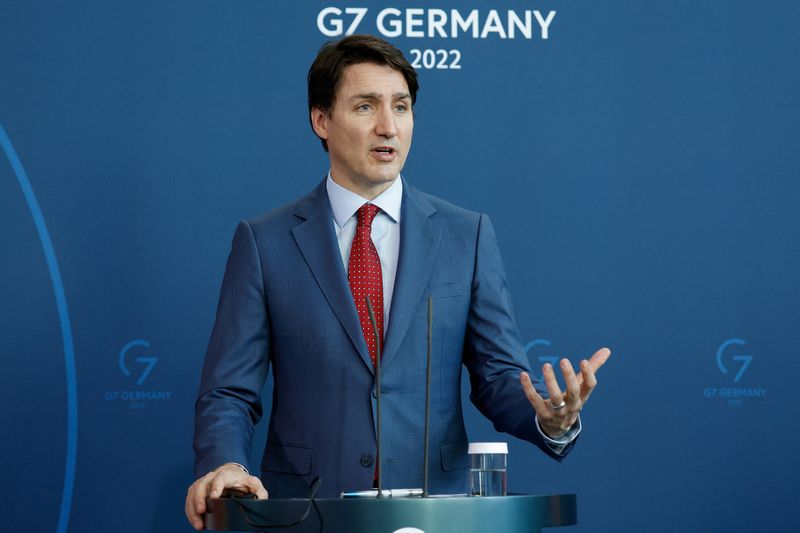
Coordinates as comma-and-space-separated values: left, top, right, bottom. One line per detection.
308, 34, 419, 151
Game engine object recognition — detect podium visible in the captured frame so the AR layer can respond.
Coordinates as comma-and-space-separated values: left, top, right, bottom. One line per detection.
205, 493, 576, 532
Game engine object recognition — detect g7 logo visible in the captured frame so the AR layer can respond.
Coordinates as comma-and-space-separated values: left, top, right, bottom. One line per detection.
524, 339, 560, 371
716, 338, 753, 383
119, 339, 158, 385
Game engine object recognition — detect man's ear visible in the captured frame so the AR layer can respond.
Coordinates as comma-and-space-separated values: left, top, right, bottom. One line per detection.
310, 107, 329, 141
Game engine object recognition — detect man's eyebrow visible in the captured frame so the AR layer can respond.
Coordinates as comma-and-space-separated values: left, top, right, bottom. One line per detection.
349, 92, 411, 101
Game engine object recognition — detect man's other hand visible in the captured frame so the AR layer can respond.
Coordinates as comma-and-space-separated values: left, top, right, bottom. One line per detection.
521, 347, 611, 438
185, 463, 268, 530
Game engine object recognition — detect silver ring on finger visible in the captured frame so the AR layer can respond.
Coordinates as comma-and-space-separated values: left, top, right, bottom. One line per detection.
550, 399, 566, 410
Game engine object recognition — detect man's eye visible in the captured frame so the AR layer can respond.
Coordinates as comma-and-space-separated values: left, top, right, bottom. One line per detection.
395, 105, 408, 112
357, 104, 371, 111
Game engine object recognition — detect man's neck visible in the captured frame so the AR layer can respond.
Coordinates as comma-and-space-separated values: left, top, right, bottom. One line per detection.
329, 172, 398, 201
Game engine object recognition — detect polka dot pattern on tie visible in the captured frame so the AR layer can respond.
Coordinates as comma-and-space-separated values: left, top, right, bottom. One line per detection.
348, 203, 384, 366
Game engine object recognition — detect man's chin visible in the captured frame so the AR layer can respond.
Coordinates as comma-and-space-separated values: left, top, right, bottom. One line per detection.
359, 173, 397, 188
369, 165, 403, 184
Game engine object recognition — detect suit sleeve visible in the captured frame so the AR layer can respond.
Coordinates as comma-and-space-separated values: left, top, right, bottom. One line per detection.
463, 214, 576, 460
193, 220, 271, 477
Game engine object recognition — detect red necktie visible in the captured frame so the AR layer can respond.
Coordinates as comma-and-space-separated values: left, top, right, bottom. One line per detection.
348, 203, 383, 366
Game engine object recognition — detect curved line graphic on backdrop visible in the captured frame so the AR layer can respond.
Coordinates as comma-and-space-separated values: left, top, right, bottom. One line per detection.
0, 123, 77, 533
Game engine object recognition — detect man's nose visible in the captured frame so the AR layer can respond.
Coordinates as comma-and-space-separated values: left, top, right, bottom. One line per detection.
374, 105, 398, 138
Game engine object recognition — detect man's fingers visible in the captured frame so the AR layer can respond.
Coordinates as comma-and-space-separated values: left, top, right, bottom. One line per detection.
579, 359, 598, 404
192, 477, 211, 517
185, 496, 204, 531
589, 347, 611, 373
209, 474, 229, 499
526, 367, 577, 438
581, 347, 609, 404
244, 475, 269, 500
186, 478, 209, 530
520, 372, 548, 414
542, 363, 564, 405
560, 359, 581, 409
575, 347, 611, 388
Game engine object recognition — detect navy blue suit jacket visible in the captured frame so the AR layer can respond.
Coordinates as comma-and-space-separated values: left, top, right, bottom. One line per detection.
194, 179, 573, 498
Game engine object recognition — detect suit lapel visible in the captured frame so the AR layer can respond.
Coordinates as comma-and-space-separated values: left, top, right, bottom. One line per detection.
382, 181, 443, 369
291, 181, 374, 371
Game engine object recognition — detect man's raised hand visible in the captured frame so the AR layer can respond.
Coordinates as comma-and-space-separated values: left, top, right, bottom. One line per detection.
520, 347, 611, 438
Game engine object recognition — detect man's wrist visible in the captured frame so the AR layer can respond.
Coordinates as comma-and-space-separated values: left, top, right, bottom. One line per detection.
542, 422, 572, 441
214, 462, 249, 475
535, 414, 581, 449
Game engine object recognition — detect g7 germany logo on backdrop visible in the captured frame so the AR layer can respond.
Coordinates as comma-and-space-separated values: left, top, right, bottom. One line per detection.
104, 338, 173, 409
715, 338, 752, 383
118, 339, 158, 385
703, 338, 766, 407
316, 6, 557, 70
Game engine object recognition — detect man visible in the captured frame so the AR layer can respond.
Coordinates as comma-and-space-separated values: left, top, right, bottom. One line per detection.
186, 35, 610, 529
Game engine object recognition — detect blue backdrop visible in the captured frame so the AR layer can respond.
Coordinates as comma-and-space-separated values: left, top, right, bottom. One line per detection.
2, 1, 798, 531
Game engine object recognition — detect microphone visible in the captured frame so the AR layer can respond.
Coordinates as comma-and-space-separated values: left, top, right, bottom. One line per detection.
351, 296, 433, 500
423, 296, 432, 497
364, 296, 383, 498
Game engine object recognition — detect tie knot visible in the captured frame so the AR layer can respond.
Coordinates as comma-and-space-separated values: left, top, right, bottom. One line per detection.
356, 203, 380, 228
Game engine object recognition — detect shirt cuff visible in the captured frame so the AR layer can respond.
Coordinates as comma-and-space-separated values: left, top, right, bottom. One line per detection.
535, 414, 581, 455
215, 462, 249, 475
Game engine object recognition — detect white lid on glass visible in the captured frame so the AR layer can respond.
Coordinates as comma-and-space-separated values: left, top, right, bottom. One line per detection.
467, 442, 508, 455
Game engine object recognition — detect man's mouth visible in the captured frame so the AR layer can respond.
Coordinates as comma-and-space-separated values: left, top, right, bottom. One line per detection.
371, 146, 397, 161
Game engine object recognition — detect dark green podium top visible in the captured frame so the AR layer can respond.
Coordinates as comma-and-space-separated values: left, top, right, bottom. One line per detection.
205, 493, 576, 532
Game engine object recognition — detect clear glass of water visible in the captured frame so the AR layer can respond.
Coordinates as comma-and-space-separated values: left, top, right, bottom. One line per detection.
468, 442, 508, 496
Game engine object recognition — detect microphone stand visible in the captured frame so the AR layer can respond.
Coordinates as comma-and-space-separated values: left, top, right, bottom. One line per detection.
362, 296, 434, 500
365, 296, 383, 498
423, 296, 432, 497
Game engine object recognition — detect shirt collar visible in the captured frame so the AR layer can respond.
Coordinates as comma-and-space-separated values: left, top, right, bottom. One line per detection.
326, 172, 403, 228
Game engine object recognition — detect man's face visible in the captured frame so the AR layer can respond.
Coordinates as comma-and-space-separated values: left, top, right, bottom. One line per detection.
311, 62, 414, 199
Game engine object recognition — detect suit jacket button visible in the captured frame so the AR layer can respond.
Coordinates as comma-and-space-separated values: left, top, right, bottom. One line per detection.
371, 388, 388, 398
360, 454, 374, 467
